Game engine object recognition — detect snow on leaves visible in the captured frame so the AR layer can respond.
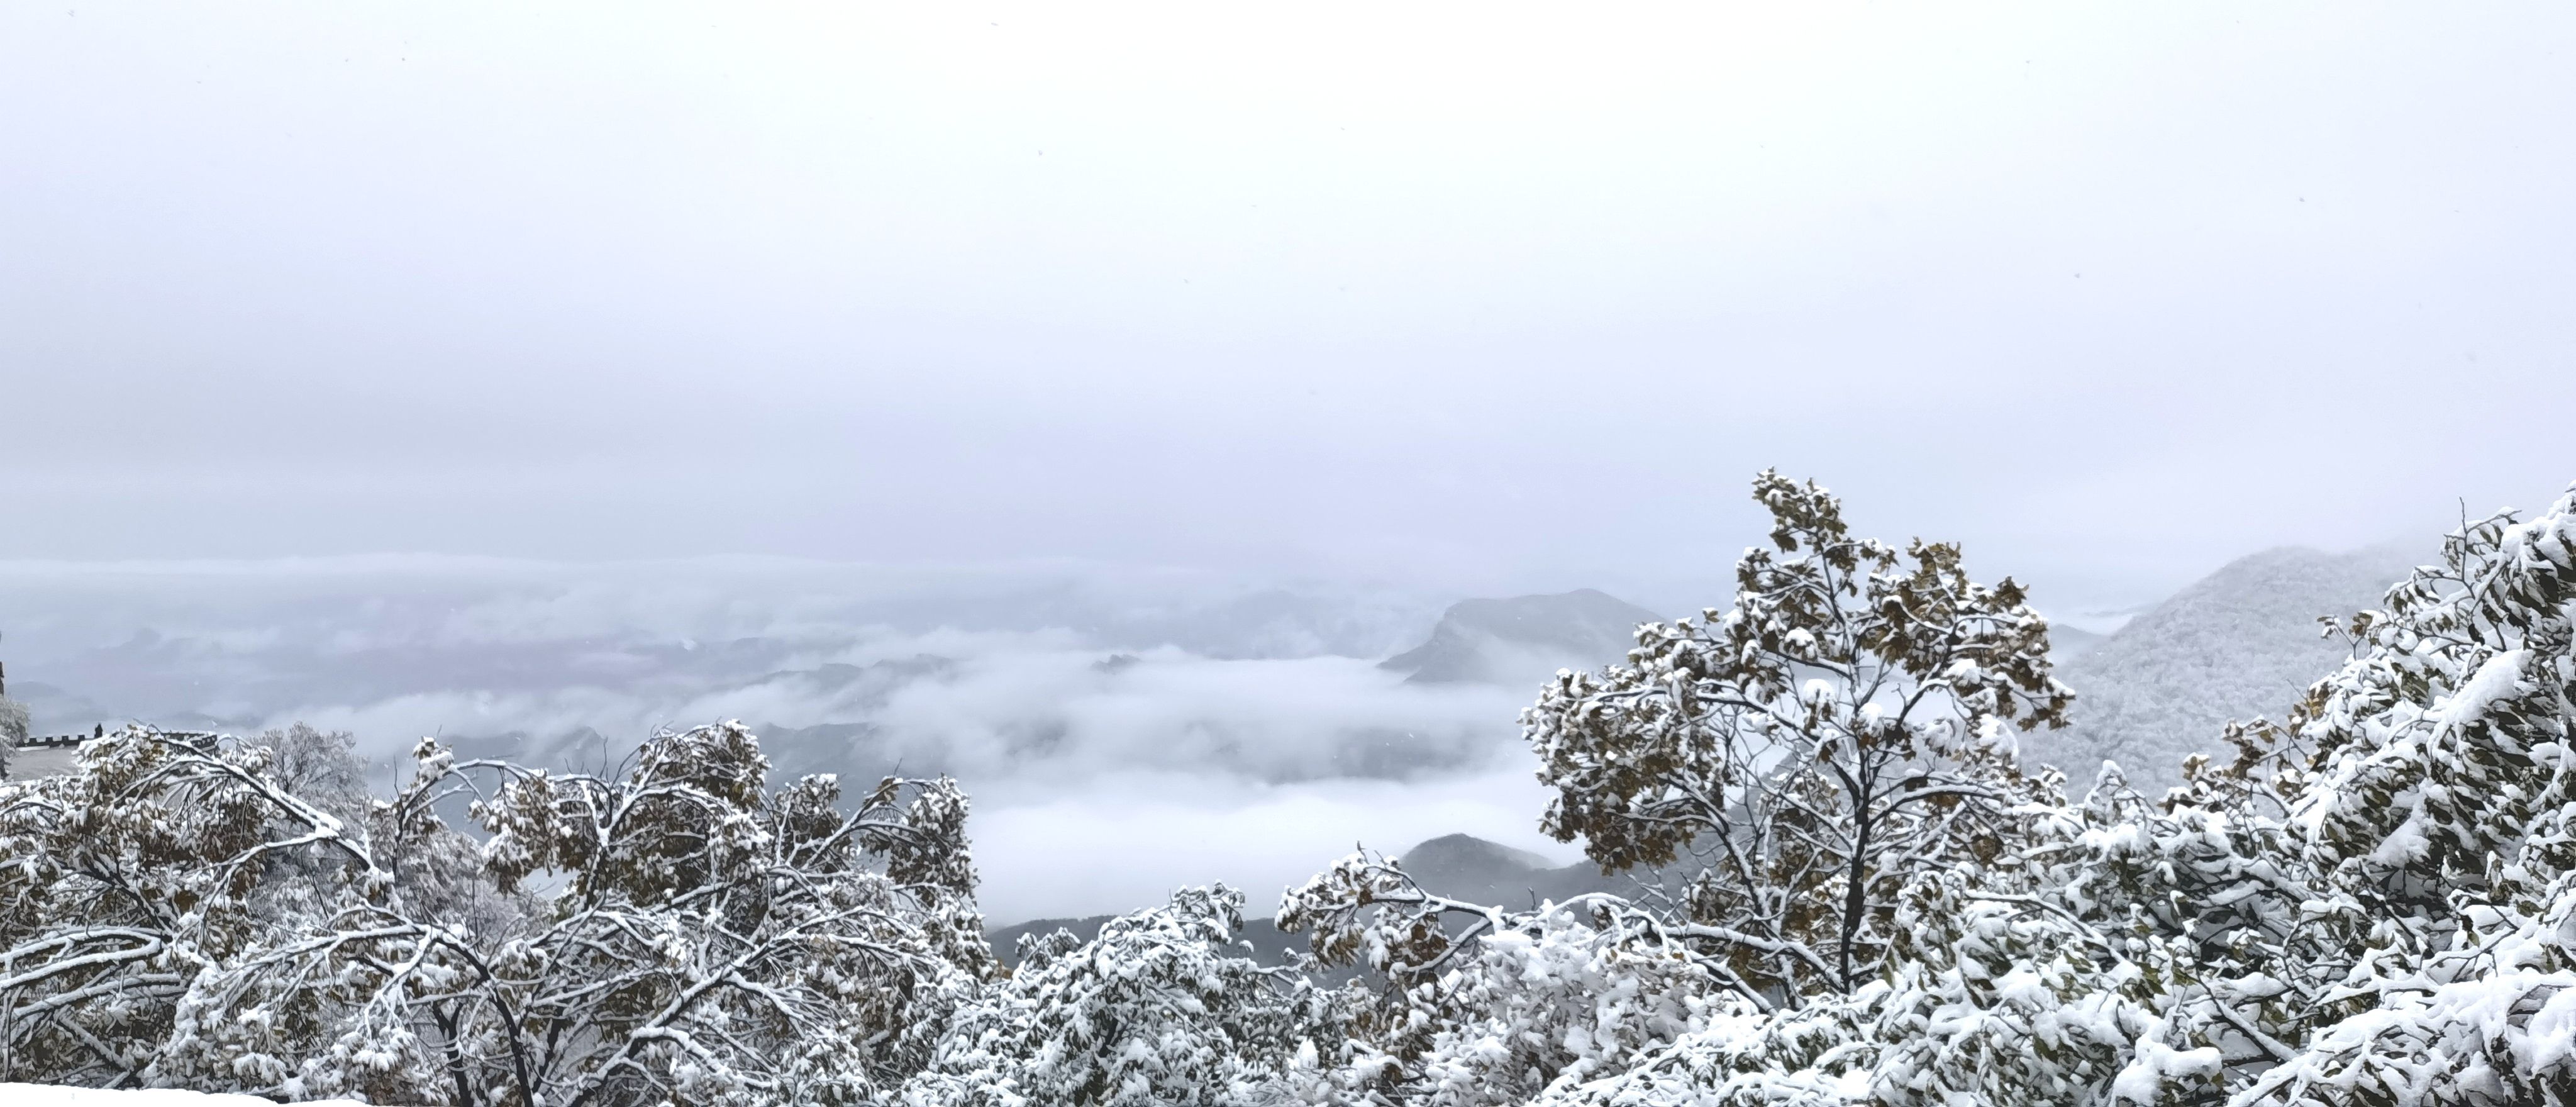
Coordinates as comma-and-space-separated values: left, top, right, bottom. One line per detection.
1521, 470, 2074, 998
3, 723, 996, 1106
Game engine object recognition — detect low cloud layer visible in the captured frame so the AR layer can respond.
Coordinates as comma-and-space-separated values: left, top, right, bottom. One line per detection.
0, 558, 1572, 923
969, 765, 1577, 925
238, 632, 1553, 925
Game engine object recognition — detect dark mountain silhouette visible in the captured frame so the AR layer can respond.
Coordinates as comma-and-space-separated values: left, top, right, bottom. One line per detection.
1393, 832, 1623, 908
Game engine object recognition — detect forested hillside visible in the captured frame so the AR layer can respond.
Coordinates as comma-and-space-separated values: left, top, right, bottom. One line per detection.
6, 473, 2573, 1106
2039, 543, 2424, 791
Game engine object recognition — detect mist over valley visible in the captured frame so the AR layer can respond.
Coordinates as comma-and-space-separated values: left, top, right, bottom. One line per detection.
0, 537, 2438, 924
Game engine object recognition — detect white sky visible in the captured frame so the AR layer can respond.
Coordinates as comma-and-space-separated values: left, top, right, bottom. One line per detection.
5, 1, 2572, 610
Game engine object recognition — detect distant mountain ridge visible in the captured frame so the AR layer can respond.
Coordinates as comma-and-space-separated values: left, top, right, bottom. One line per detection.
1394, 833, 1623, 907
1381, 589, 1659, 688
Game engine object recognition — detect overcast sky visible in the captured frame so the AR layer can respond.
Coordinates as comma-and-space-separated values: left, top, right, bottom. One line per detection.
4, 3, 2571, 611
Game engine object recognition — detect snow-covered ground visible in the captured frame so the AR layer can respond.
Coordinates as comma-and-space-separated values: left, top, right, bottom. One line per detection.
0, 1087, 366, 1106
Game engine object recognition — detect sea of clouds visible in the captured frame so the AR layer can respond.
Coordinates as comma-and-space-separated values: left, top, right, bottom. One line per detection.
0, 557, 1583, 922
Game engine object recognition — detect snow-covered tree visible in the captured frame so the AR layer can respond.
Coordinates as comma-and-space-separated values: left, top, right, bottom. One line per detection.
0, 697, 26, 776
2, 721, 1001, 1106
1526, 871, 2176, 1107
1277, 776, 2189, 1107
259, 723, 370, 828
1275, 474, 2251, 1106
2222, 485, 2576, 1105
1521, 471, 2074, 999
308, 722, 996, 1106
902, 885, 1346, 1106
0, 727, 382, 1088
1278, 850, 1736, 1104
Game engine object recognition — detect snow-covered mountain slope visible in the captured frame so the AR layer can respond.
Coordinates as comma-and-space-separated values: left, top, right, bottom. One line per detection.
1394, 832, 1621, 907
1380, 589, 1659, 688
2031, 545, 2421, 793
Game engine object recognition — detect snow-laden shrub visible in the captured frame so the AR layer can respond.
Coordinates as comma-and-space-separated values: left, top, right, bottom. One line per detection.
901, 885, 1348, 1107
1280, 849, 1740, 1104
1497, 790, 2179, 1107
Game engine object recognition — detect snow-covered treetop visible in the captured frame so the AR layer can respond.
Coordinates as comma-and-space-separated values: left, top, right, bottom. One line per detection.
1522, 470, 2074, 997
